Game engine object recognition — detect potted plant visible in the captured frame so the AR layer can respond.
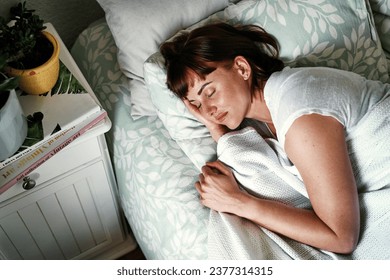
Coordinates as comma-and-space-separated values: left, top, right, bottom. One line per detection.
0, 1, 60, 95
0, 55, 27, 161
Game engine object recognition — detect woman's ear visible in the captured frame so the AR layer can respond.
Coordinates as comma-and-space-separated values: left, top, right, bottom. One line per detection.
234, 56, 251, 80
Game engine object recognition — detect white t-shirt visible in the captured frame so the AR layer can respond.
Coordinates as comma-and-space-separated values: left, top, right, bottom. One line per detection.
264, 67, 390, 191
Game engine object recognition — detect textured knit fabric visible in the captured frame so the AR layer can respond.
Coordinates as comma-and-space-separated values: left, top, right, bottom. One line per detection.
264, 66, 390, 192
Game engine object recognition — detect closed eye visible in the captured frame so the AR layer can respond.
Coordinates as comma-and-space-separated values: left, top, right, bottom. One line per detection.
189, 100, 201, 109
194, 90, 214, 109
207, 90, 215, 98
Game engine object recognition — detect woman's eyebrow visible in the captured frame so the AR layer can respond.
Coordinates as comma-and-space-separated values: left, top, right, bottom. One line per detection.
197, 81, 212, 95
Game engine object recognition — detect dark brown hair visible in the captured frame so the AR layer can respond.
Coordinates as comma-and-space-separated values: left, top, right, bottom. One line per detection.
160, 22, 284, 99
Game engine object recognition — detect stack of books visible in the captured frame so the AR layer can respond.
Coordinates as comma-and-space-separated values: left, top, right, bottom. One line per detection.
0, 60, 107, 194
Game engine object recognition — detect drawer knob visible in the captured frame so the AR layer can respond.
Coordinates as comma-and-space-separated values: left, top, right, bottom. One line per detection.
22, 176, 36, 190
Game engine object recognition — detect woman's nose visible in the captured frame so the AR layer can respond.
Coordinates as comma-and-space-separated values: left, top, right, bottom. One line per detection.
204, 103, 217, 117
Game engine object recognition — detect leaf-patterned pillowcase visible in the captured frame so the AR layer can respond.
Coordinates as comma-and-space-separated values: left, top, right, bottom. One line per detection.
144, 0, 389, 169
369, 0, 390, 56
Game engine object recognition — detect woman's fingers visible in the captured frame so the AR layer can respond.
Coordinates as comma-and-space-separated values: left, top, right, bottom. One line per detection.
198, 173, 205, 184
205, 160, 232, 176
183, 98, 200, 116
195, 181, 203, 197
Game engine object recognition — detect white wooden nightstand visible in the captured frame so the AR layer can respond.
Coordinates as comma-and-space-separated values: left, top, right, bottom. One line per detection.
0, 24, 137, 260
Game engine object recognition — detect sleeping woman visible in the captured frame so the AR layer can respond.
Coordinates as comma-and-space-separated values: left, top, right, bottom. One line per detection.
160, 23, 390, 254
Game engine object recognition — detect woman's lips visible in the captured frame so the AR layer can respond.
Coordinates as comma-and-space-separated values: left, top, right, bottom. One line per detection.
215, 112, 228, 123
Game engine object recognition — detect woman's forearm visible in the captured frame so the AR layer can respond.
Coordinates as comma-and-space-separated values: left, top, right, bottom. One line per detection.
233, 192, 357, 254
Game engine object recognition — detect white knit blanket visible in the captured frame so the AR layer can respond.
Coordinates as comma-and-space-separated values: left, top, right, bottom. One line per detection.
208, 99, 390, 260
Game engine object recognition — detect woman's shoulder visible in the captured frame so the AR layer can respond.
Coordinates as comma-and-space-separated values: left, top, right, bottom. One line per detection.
265, 66, 372, 147
265, 66, 364, 102
270, 66, 363, 83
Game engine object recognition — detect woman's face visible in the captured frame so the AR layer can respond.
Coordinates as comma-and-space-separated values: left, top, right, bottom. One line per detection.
186, 58, 253, 129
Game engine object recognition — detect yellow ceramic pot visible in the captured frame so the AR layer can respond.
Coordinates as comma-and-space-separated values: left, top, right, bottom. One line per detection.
7, 31, 60, 95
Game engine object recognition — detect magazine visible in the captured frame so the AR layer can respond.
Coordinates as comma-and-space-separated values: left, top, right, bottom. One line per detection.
0, 109, 107, 194
0, 60, 102, 169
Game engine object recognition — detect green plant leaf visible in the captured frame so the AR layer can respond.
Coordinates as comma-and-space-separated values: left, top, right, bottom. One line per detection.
0, 76, 19, 92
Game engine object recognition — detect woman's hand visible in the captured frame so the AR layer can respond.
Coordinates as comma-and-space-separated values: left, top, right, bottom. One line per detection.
183, 99, 230, 142
195, 161, 247, 214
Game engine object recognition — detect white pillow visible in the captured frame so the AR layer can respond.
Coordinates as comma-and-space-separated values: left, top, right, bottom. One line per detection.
144, 0, 389, 169
96, 0, 230, 118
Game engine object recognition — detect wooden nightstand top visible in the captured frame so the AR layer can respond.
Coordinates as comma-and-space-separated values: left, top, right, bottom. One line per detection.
45, 23, 111, 140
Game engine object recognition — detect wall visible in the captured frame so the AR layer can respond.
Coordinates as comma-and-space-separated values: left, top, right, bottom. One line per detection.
0, 0, 105, 47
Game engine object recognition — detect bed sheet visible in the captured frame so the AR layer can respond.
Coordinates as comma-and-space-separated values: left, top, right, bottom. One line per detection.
71, 17, 390, 260
71, 19, 209, 259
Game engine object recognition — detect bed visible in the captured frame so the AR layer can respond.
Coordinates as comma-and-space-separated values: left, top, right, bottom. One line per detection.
70, 0, 390, 259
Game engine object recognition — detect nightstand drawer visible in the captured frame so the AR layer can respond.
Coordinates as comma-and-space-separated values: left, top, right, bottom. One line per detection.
0, 137, 101, 203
